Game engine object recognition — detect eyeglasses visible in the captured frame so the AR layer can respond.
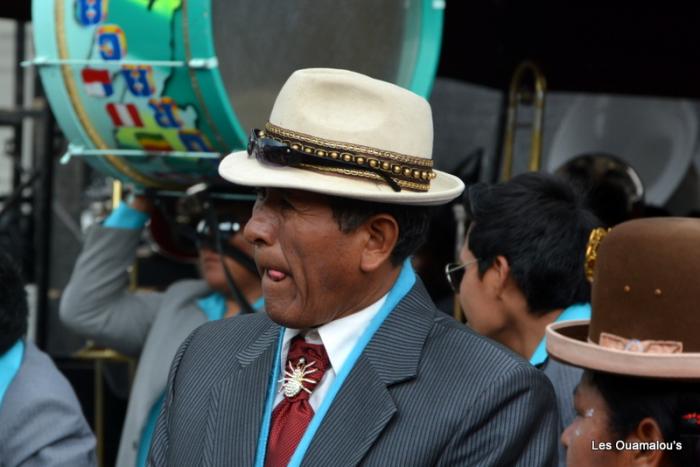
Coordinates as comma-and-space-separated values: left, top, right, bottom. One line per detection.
195, 218, 242, 238
444, 259, 479, 293
247, 128, 402, 192
194, 216, 246, 247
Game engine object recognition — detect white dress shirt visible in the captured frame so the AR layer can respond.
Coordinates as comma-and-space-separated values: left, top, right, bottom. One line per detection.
273, 294, 388, 411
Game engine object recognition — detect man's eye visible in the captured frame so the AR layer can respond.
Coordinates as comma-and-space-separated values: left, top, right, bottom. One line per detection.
255, 188, 267, 201
279, 196, 294, 210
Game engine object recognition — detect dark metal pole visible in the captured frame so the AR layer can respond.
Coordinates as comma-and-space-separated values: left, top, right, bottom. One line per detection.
34, 107, 55, 350
488, 90, 509, 183
12, 21, 25, 191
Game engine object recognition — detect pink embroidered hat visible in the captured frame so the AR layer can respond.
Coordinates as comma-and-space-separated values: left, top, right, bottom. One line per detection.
546, 217, 700, 379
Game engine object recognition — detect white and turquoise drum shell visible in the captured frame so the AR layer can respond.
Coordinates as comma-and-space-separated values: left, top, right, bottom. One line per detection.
32, 0, 445, 190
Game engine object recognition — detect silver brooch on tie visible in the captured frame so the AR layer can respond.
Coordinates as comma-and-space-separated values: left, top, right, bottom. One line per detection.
279, 357, 318, 398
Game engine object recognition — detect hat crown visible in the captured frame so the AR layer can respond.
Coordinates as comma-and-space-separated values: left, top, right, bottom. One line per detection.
268, 68, 433, 159
590, 217, 700, 352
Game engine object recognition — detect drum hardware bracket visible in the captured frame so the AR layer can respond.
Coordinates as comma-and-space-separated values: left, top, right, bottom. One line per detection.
61, 144, 220, 164
22, 57, 219, 70
187, 57, 219, 69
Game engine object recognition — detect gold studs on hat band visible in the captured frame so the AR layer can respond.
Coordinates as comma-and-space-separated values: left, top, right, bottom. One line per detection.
263, 122, 436, 192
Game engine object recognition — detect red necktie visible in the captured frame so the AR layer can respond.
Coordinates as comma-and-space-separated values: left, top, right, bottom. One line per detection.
265, 335, 331, 467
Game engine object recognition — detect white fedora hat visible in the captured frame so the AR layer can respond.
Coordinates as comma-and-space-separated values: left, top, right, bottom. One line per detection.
218, 68, 464, 205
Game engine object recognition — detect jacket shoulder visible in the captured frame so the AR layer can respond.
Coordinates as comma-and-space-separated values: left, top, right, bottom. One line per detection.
0, 343, 96, 465
173, 313, 275, 377
428, 313, 552, 389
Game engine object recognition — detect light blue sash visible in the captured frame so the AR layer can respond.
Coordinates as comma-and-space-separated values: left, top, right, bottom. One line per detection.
529, 302, 591, 366
254, 260, 416, 467
0, 340, 25, 411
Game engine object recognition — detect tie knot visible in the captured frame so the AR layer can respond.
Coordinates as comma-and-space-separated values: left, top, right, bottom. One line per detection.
280, 335, 330, 401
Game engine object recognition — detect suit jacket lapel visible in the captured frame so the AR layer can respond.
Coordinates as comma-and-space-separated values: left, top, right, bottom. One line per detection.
202, 323, 280, 466
302, 280, 436, 466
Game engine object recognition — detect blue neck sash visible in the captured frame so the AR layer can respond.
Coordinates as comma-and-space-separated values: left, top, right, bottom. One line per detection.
529, 302, 591, 366
254, 260, 416, 467
0, 340, 25, 410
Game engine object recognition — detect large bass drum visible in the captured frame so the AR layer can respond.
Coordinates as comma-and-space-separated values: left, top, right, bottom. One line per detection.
32, 0, 444, 190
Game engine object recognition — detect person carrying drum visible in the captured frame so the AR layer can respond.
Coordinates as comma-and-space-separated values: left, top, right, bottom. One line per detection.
60, 185, 263, 467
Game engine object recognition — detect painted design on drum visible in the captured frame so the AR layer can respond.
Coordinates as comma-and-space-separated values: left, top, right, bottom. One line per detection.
106, 103, 143, 127
179, 129, 213, 152
121, 65, 156, 97
57, 0, 166, 187
81, 68, 113, 97
75, 0, 109, 26
135, 131, 173, 151
60, 0, 223, 187
96, 24, 126, 60
148, 97, 182, 128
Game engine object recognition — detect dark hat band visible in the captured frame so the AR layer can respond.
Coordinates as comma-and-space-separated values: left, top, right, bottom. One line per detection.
263, 122, 436, 192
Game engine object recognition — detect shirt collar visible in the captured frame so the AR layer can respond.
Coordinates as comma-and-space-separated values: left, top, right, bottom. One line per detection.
281, 294, 388, 374
529, 302, 591, 366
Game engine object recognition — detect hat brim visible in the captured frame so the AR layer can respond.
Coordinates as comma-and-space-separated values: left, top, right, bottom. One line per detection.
219, 151, 464, 206
546, 320, 700, 379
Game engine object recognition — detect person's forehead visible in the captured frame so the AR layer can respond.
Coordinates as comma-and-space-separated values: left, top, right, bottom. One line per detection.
574, 375, 601, 402
266, 187, 332, 206
460, 239, 475, 259
212, 200, 254, 217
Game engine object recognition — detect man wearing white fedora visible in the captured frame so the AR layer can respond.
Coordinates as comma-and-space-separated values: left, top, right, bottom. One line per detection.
149, 68, 559, 466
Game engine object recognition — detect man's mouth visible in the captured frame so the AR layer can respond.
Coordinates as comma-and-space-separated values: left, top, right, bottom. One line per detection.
266, 268, 288, 282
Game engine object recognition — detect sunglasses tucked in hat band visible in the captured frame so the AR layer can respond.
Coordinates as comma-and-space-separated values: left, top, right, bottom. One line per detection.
249, 123, 436, 193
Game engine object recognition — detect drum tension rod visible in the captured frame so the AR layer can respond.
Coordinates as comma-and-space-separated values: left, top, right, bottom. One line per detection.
60, 144, 220, 165
22, 57, 219, 70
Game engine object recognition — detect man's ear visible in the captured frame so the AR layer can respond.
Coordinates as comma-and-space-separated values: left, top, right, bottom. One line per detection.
486, 255, 511, 296
359, 214, 399, 272
626, 417, 665, 466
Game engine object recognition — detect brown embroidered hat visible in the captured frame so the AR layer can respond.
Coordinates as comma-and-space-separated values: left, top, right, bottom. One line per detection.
546, 217, 700, 379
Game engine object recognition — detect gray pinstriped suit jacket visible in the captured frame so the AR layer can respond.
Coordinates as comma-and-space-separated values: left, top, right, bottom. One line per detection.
0, 341, 96, 466
149, 279, 558, 466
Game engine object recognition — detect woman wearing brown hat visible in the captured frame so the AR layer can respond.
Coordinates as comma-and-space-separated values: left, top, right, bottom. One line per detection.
546, 218, 700, 466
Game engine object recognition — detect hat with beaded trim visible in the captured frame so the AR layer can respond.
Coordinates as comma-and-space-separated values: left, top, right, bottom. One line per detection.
218, 68, 464, 206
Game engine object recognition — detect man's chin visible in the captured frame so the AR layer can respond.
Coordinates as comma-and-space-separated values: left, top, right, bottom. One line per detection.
265, 303, 312, 330
206, 277, 230, 295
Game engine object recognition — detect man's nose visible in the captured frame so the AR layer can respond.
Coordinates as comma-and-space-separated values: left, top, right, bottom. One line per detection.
243, 202, 276, 247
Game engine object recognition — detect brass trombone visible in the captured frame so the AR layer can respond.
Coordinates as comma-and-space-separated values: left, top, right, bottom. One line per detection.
500, 61, 547, 180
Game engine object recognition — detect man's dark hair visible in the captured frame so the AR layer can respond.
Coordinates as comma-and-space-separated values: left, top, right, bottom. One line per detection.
585, 370, 700, 467
465, 172, 601, 314
327, 195, 432, 266
0, 252, 28, 354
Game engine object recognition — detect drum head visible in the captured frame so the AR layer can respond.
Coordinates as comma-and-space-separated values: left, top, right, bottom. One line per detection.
213, 0, 419, 132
